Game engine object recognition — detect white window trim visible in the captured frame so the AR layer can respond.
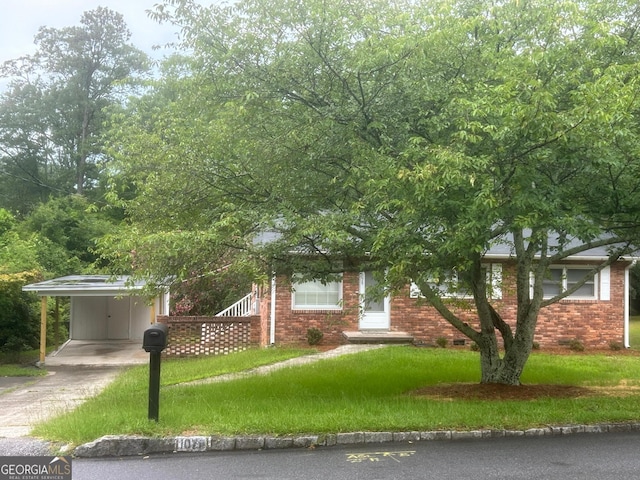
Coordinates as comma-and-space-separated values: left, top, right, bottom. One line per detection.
489, 263, 502, 300
600, 266, 610, 301
534, 265, 599, 300
291, 275, 343, 310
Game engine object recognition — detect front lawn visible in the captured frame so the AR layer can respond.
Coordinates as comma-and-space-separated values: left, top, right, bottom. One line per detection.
630, 315, 640, 349
33, 346, 640, 446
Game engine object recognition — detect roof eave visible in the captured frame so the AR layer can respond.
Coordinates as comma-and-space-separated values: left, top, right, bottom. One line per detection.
482, 253, 639, 262
21, 287, 145, 297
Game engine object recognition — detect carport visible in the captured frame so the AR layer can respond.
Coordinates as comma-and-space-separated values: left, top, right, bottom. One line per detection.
22, 275, 170, 365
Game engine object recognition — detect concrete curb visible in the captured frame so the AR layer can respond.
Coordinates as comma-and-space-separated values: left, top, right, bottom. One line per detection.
73, 422, 640, 457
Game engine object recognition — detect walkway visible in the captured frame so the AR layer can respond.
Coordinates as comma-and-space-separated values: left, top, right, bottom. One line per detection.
177, 344, 388, 387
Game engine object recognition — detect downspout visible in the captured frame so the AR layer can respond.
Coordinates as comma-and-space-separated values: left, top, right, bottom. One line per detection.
163, 288, 171, 316
270, 273, 276, 345
624, 261, 635, 348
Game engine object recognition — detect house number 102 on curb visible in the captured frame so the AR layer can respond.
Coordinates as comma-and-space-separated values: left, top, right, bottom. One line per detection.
174, 436, 209, 452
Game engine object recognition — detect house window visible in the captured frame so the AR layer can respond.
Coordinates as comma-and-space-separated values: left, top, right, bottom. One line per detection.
292, 276, 342, 310
410, 264, 502, 300
410, 272, 460, 298
542, 268, 563, 297
540, 266, 597, 300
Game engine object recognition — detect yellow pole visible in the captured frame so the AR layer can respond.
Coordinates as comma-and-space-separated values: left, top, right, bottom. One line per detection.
39, 296, 47, 365
54, 297, 60, 350
150, 302, 156, 324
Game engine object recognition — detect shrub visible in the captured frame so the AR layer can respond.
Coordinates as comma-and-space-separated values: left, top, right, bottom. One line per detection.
568, 338, 585, 352
0, 271, 41, 353
435, 337, 448, 348
609, 341, 623, 351
469, 342, 479, 352
306, 327, 324, 345
532, 341, 540, 350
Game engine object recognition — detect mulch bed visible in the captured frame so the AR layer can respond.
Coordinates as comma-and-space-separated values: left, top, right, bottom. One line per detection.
411, 383, 595, 401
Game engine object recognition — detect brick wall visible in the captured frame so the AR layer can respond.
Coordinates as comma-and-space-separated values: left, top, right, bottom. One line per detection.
257, 261, 630, 349
533, 262, 627, 347
158, 315, 261, 356
257, 272, 360, 346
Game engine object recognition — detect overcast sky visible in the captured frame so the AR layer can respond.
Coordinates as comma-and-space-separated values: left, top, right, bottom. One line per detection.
0, 0, 206, 65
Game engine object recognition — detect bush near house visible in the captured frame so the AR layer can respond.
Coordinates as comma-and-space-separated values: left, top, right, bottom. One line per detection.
0, 271, 42, 353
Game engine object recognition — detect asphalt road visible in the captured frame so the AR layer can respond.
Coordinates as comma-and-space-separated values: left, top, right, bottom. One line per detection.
74, 431, 640, 480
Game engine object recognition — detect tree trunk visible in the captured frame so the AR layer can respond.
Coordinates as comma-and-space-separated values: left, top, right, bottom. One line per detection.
414, 254, 538, 386
478, 335, 505, 384
478, 311, 537, 386
475, 228, 542, 385
480, 341, 533, 385
76, 104, 91, 196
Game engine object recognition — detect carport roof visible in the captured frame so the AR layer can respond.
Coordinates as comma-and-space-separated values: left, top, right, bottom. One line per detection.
22, 275, 147, 297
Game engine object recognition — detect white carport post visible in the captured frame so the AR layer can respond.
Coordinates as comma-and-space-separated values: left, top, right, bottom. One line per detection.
39, 296, 47, 365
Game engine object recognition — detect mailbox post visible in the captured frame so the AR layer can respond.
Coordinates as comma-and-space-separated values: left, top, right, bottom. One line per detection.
142, 323, 168, 422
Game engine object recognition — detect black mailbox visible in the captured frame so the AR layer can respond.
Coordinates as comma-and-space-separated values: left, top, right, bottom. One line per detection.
143, 323, 168, 353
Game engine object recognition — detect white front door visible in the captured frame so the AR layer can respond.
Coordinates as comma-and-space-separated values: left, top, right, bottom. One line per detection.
359, 271, 390, 330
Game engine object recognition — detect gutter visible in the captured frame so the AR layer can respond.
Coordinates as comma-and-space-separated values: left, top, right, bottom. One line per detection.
481, 254, 639, 262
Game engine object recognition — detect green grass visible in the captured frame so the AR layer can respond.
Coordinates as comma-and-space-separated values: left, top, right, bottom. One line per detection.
630, 316, 640, 349
0, 364, 47, 377
157, 347, 312, 385
0, 346, 57, 368
33, 346, 640, 446
0, 347, 49, 377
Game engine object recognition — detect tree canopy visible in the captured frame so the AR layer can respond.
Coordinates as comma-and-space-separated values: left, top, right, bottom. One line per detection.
105, 0, 640, 384
0, 7, 149, 214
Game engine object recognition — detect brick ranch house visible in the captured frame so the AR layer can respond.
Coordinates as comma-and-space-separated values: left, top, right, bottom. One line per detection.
250, 243, 637, 349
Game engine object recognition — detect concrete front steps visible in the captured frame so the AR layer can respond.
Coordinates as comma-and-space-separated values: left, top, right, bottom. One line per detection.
342, 330, 414, 344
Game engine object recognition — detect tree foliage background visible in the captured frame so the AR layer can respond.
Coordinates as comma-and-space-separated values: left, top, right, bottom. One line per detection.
0, 7, 148, 212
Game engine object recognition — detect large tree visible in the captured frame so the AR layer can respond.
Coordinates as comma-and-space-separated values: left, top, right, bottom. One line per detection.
108, 0, 640, 385
0, 7, 149, 213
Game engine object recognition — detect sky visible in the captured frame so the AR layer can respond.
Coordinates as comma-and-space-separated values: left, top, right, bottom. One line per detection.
0, 0, 200, 66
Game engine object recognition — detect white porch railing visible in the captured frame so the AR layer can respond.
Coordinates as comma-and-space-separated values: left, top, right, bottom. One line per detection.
215, 292, 255, 317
